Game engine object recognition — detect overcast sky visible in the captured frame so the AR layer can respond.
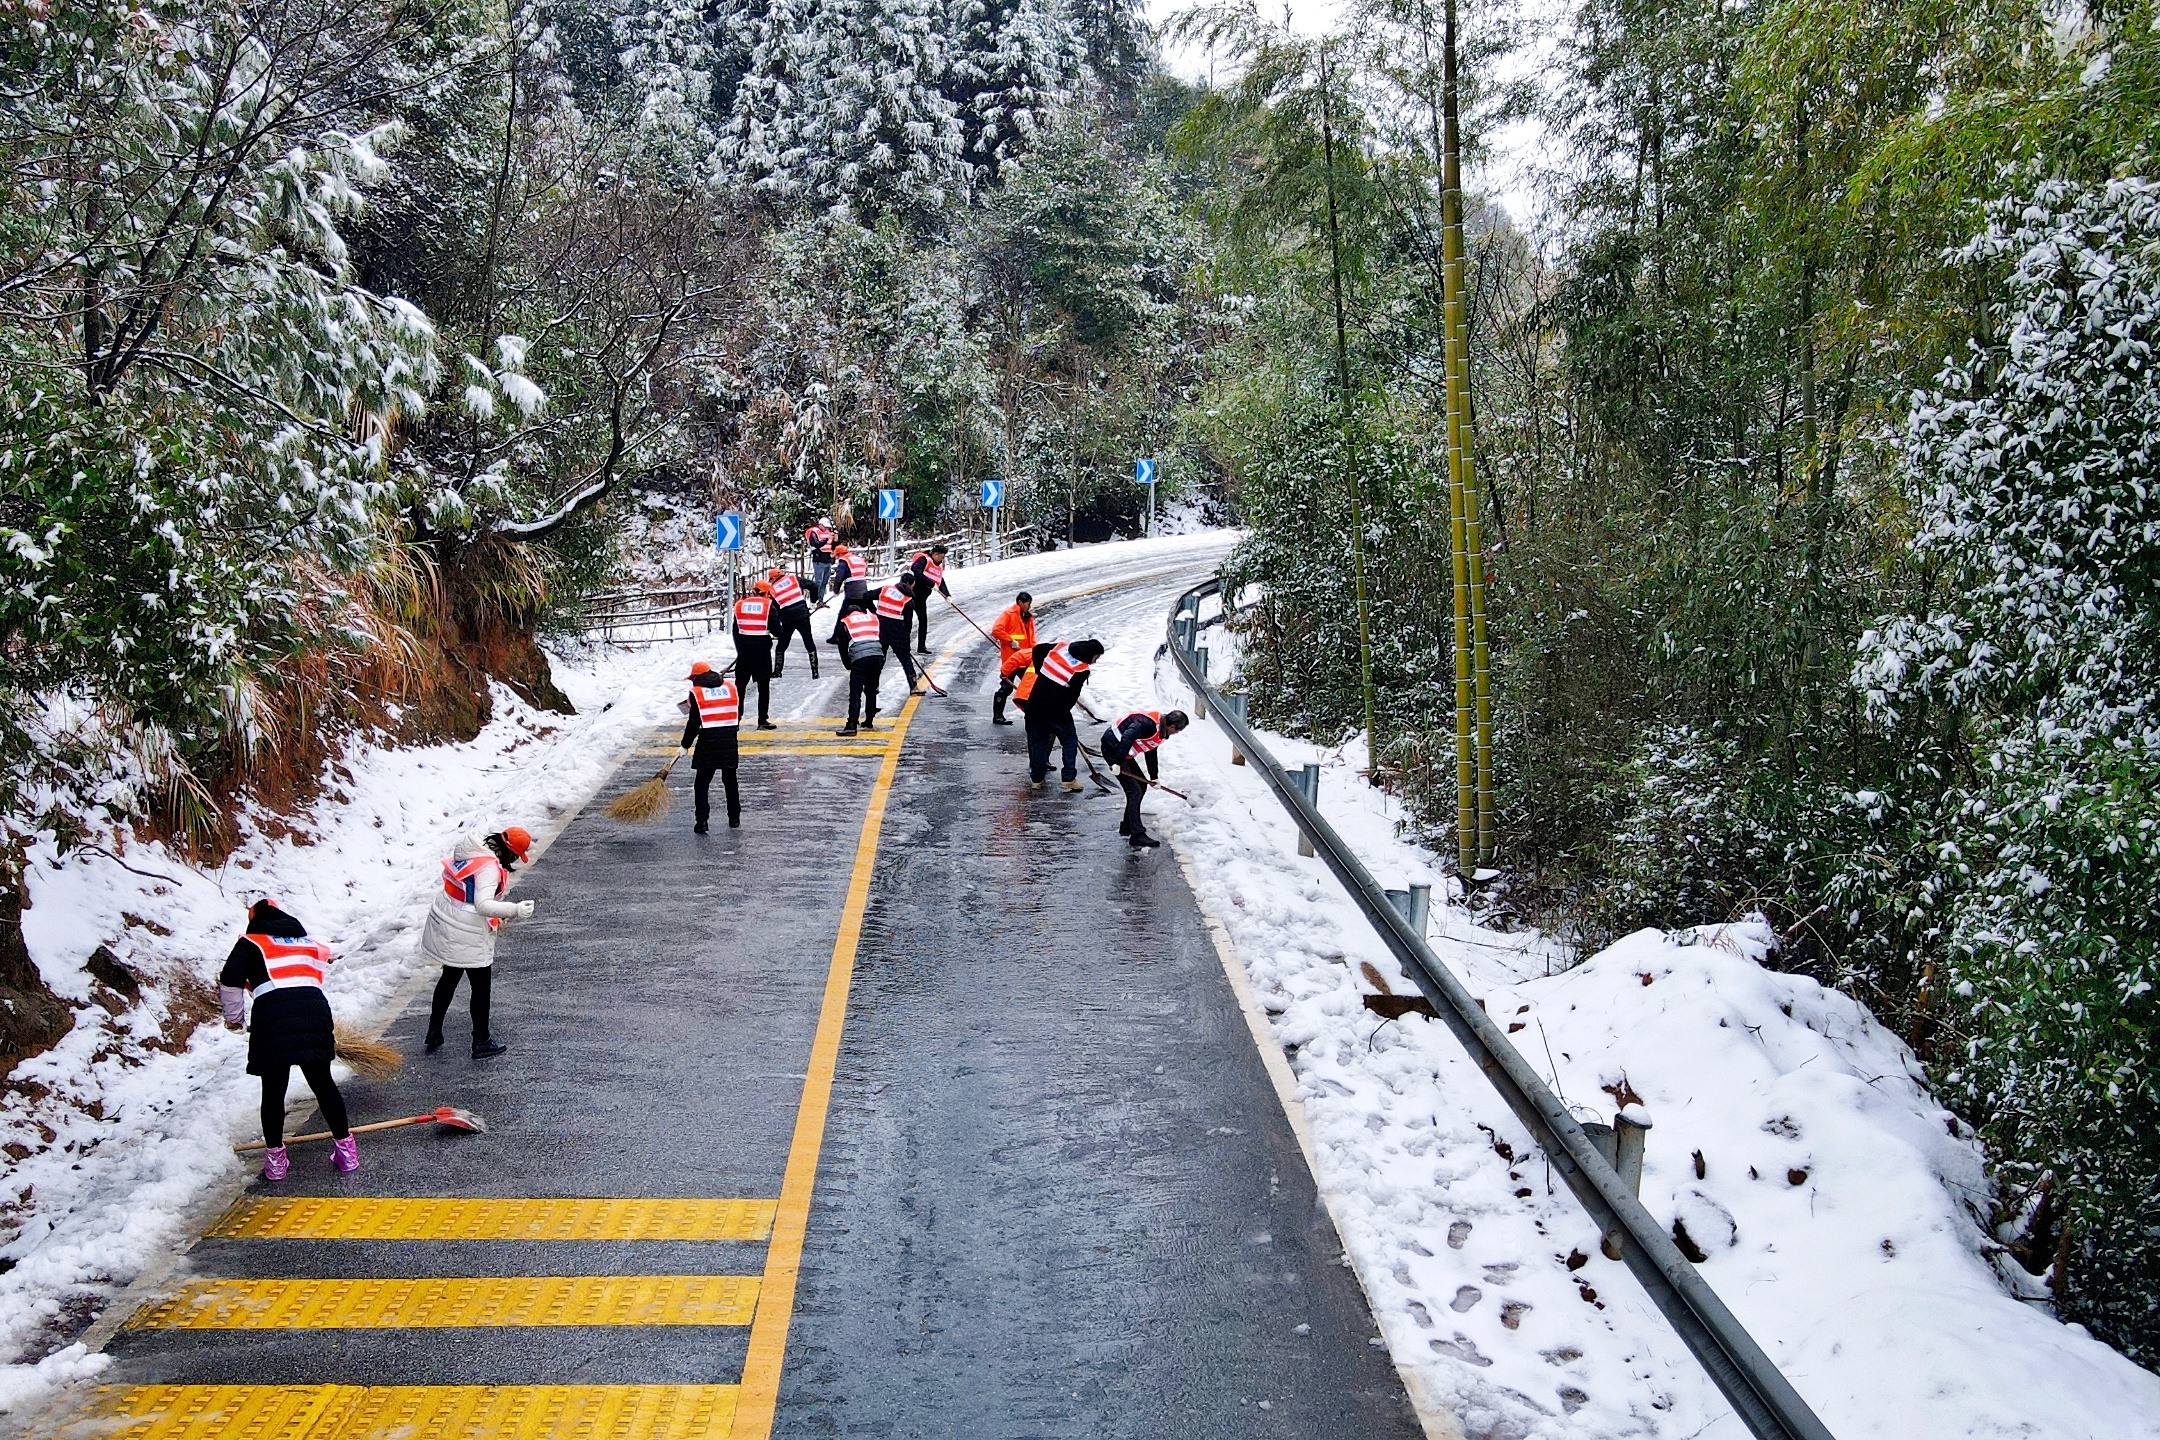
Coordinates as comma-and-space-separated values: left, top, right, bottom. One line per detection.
1145, 0, 1567, 227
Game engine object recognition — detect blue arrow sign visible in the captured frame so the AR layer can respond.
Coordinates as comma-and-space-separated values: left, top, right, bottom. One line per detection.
1135, 457, 1157, 486
980, 479, 1004, 509
877, 488, 905, 521
715, 513, 743, 550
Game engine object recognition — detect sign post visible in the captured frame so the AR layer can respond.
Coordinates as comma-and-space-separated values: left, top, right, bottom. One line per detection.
877, 488, 905, 569
980, 478, 1004, 560
715, 512, 743, 603
1135, 457, 1158, 535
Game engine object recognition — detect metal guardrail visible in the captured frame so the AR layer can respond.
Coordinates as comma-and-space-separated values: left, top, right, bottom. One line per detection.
1166, 579, 1838, 1440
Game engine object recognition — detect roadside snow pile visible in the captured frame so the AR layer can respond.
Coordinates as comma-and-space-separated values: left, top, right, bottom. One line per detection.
1078, 611, 2160, 1439
0, 638, 710, 1412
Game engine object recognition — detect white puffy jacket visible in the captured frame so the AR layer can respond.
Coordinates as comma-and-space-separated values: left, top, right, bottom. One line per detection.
419, 833, 533, 970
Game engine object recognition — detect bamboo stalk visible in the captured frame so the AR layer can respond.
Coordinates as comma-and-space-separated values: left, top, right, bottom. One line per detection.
1441, 0, 1497, 867
1435, 0, 1477, 876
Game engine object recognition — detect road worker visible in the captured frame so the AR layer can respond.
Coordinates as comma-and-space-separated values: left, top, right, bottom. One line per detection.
832, 595, 887, 736
733, 583, 778, 730
1102, 710, 1189, 849
680, 660, 742, 832
421, 826, 535, 1058
874, 573, 924, 693
989, 592, 1035, 726
219, 899, 357, 1179
832, 544, 868, 604
903, 541, 951, 654
1023, 638, 1104, 791
805, 518, 837, 601
766, 567, 818, 678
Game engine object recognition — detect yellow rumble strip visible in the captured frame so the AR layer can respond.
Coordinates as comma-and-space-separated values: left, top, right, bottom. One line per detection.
205, 1197, 777, 1243
124, 1274, 760, 1330
56, 1383, 738, 1439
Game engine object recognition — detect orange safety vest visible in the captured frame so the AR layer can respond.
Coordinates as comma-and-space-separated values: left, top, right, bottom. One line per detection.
911, 551, 945, 586
441, 855, 505, 906
991, 605, 1036, 676
734, 595, 771, 636
842, 609, 881, 657
1120, 710, 1169, 758
768, 573, 805, 608
1039, 643, 1086, 688
691, 680, 740, 728
875, 583, 910, 620
243, 933, 332, 998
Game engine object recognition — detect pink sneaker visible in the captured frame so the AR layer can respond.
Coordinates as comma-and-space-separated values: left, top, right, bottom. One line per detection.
261, 1146, 290, 1182
331, 1136, 359, 1174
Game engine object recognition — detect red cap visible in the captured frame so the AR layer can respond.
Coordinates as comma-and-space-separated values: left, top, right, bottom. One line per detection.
500, 826, 533, 861
754, 580, 772, 595
687, 661, 713, 678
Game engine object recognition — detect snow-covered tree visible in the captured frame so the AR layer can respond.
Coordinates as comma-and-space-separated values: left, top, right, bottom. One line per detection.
615, 0, 719, 159
944, 0, 1079, 188
1856, 176, 2160, 1351
721, 0, 967, 217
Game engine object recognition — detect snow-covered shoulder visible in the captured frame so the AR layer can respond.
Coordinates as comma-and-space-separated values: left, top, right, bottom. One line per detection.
1078, 590, 2160, 1440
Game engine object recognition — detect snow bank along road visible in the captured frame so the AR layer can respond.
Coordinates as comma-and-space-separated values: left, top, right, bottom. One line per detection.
11, 538, 1427, 1438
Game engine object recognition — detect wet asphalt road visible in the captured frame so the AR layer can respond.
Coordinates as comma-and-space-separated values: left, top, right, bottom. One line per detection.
66, 557, 1420, 1437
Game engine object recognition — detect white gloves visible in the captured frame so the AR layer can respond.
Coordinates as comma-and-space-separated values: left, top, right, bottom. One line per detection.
518, 901, 535, 920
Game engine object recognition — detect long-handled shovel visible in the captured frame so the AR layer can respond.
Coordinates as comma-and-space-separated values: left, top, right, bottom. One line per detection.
945, 598, 1001, 647
235, 1106, 488, 1153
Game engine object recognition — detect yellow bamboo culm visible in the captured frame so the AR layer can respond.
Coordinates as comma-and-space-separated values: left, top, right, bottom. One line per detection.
1438, 0, 1477, 877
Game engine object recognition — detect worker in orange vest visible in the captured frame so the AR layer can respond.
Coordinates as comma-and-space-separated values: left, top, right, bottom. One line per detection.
680, 661, 742, 832
765, 568, 818, 678
831, 596, 887, 735
832, 544, 868, 603
732, 583, 779, 730
989, 592, 1035, 726
874, 573, 923, 694
1101, 709, 1189, 848
903, 541, 951, 653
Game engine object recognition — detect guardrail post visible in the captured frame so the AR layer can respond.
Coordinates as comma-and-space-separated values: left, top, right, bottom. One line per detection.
1220, 694, 1248, 764
1595, 1108, 1653, 1259
1295, 763, 1320, 857
1192, 648, 1209, 718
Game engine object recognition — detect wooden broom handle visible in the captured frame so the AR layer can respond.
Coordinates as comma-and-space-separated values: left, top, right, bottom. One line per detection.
234, 1111, 436, 1153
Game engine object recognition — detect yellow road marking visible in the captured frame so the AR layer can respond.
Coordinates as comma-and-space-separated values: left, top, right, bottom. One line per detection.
125, 1275, 759, 1330
735, 744, 891, 757
205, 1197, 776, 1243
730, 666, 935, 1440
60, 1383, 737, 1439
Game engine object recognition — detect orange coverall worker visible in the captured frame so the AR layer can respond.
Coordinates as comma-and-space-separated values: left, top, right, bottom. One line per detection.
989, 601, 1037, 725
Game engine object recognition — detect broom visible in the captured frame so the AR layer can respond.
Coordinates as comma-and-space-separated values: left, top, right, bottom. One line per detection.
333, 1027, 404, 1081
236, 1105, 487, 1153
608, 753, 681, 823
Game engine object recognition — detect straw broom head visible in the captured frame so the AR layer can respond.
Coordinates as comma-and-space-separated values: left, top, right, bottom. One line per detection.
607, 753, 680, 823
334, 1028, 404, 1081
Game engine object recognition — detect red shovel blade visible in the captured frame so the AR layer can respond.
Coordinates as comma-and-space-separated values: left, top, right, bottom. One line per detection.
431, 1105, 487, 1134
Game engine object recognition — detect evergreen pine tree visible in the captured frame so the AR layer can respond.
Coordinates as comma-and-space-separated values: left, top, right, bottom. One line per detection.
615, 0, 720, 157
944, 0, 1078, 189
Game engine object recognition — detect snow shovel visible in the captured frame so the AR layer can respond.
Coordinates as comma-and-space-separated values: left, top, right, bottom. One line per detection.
235, 1105, 488, 1153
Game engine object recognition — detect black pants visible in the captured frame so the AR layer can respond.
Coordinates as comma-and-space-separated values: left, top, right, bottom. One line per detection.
847, 653, 885, 727
905, 591, 931, 650
696, 762, 741, 828
735, 637, 772, 724
428, 964, 493, 1046
1118, 770, 1151, 835
878, 617, 919, 688
262, 1060, 349, 1146
771, 606, 817, 674
1027, 710, 1079, 782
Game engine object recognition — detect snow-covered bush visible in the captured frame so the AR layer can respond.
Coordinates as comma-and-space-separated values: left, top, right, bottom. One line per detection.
1855, 177, 2160, 1355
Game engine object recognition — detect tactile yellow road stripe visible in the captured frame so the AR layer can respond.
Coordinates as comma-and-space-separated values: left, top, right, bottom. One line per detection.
735, 744, 891, 757
59, 1383, 737, 1439
125, 1274, 760, 1330
206, 1197, 776, 1242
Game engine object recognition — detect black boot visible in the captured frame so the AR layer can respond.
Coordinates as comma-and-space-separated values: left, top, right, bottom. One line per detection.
1128, 831, 1161, 849
473, 1038, 508, 1059
424, 1030, 444, 1053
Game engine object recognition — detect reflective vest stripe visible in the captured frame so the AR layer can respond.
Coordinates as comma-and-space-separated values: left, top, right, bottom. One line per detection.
691, 682, 739, 727
245, 934, 332, 997
769, 574, 805, 608
441, 856, 502, 905
1040, 644, 1085, 687
843, 611, 880, 646
1122, 710, 1167, 757
875, 584, 909, 620
734, 597, 771, 636
912, 553, 945, 586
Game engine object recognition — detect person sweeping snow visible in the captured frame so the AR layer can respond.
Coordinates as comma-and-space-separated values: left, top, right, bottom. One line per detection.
422, 826, 535, 1058
219, 899, 356, 1180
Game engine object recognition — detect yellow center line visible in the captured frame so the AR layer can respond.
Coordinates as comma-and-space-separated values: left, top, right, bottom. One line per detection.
729, 642, 953, 1440
125, 1275, 761, 1331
